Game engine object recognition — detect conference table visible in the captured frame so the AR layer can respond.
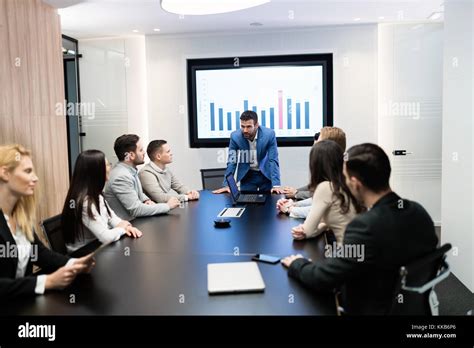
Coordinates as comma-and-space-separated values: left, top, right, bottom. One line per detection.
5, 191, 337, 315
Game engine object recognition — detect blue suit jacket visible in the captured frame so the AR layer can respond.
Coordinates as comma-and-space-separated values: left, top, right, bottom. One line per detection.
223, 126, 281, 187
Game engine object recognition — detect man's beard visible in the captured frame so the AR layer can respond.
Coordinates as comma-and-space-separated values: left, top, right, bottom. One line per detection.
133, 157, 145, 166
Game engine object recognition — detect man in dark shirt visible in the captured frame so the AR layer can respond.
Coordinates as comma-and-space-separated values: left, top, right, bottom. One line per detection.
282, 143, 438, 315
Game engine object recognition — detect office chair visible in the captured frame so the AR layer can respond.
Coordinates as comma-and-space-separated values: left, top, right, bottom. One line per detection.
200, 168, 227, 190
389, 243, 452, 315
41, 214, 68, 255
41, 214, 100, 257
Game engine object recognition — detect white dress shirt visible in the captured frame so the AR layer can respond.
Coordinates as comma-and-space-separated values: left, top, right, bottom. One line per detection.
66, 195, 126, 253
248, 130, 259, 171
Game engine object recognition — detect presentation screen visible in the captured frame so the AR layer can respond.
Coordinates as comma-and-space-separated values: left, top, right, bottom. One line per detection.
187, 54, 333, 147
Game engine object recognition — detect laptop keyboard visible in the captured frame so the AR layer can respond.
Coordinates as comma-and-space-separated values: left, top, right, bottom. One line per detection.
240, 194, 259, 202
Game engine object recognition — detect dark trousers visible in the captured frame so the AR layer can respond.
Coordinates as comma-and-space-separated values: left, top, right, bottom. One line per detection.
240, 170, 272, 192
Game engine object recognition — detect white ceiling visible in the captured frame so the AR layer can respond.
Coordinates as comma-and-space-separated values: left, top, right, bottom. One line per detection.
44, 0, 444, 39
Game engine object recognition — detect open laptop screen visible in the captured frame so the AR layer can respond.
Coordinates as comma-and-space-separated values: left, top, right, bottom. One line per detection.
226, 174, 240, 201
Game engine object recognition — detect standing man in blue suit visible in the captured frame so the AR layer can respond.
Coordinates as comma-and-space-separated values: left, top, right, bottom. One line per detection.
213, 111, 283, 194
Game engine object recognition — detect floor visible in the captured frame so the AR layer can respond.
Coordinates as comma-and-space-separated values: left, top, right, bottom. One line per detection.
434, 226, 473, 315
437, 273, 473, 315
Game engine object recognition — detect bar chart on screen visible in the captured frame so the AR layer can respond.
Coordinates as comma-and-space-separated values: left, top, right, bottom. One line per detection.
196, 65, 324, 139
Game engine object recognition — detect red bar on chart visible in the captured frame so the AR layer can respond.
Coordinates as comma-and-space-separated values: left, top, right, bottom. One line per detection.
278, 90, 283, 129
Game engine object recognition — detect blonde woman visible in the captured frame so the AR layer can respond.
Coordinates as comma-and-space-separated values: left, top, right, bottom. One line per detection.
0, 144, 95, 299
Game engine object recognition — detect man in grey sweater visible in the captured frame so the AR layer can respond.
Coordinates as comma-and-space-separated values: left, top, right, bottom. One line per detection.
104, 134, 180, 221
139, 140, 199, 203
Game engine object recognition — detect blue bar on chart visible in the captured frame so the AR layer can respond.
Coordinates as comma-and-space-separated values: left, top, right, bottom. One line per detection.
287, 98, 292, 129
296, 102, 301, 129
252, 106, 257, 113
261, 110, 266, 127
219, 108, 224, 131
270, 107, 275, 129
235, 111, 240, 130
244, 100, 249, 111
305, 101, 310, 129
227, 112, 232, 131
210, 103, 215, 131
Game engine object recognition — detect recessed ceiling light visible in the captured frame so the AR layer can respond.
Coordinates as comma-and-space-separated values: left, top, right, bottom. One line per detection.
353, 17, 361, 21
161, 0, 271, 16
132, 29, 139, 33
153, 28, 161, 32
378, 16, 385, 20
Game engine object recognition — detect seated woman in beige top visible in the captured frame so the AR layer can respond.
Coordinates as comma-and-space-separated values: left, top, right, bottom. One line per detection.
291, 140, 363, 244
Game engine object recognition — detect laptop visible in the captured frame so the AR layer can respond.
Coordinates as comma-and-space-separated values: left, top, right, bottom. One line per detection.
207, 262, 265, 294
225, 174, 267, 204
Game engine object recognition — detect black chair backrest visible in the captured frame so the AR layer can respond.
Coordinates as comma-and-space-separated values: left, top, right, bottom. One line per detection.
41, 214, 68, 255
390, 243, 452, 315
200, 168, 227, 191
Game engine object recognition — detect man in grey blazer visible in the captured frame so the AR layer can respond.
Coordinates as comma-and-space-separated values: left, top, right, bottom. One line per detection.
104, 134, 180, 221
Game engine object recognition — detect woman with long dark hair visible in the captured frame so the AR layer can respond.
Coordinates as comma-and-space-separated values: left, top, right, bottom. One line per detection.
61, 150, 142, 253
290, 140, 363, 244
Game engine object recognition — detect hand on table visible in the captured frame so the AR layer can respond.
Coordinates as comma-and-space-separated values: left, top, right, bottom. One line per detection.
281, 254, 304, 268
282, 186, 297, 198
276, 198, 294, 214
291, 224, 307, 240
271, 187, 284, 194
212, 187, 230, 194
187, 190, 200, 200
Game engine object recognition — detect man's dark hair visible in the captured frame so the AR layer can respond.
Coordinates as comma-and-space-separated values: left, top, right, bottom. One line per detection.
114, 134, 140, 161
345, 143, 391, 193
147, 140, 167, 160
314, 132, 320, 141
240, 110, 258, 124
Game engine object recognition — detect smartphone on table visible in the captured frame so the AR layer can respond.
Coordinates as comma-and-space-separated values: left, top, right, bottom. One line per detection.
252, 254, 280, 264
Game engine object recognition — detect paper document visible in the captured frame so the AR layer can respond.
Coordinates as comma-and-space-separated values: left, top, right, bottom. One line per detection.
217, 207, 245, 218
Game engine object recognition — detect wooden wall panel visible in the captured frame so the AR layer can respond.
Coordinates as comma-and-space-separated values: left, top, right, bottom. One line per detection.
0, 0, 69, 228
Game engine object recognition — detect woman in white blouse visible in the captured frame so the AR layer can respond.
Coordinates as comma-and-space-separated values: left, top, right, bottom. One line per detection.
289, 140, 364, 244
61, 150, 142, 253
0, 144, 95, 299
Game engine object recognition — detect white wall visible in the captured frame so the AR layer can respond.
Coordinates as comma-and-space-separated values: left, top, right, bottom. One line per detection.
441, 0, 473, 292
377, 23, 443, 224
145, 25, 378, 190
124, 36, 149, 147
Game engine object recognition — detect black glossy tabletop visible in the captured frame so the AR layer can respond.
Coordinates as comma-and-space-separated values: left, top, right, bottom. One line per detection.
5, 191, 336, 315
